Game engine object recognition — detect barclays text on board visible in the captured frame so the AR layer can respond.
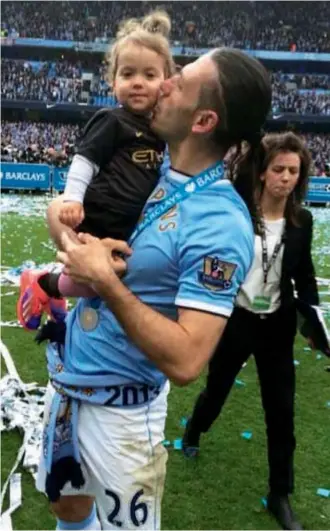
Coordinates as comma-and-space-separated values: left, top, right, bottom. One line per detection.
1, 163, 51, 190
1, 163, 330, 203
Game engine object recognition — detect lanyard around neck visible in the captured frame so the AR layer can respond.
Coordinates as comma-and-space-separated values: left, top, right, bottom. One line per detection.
259, 216, 286, 284
129, 161, 225, 244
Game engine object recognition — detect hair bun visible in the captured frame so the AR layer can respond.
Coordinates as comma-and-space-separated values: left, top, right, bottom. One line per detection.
142, 10, 171, 38
116, 18, 140, 39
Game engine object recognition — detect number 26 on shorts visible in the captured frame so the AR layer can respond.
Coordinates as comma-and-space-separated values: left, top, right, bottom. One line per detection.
105, 488, 148, 527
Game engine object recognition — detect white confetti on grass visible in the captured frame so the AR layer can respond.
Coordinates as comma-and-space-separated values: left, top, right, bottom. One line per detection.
310, 208, 330, 280
0, 194, 52, 217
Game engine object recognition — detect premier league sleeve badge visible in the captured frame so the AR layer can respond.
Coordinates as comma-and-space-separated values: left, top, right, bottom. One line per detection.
198, 256, 237, 291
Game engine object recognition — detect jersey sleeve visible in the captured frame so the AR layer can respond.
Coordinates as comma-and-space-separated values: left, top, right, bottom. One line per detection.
63, 154, 98, 203
175, 200, 254, 317
76, 109, 118, 168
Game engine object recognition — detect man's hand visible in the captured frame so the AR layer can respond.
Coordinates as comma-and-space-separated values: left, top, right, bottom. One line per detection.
57, 232, 132, 286
78, 233, 131, 279
59, 201, 85, 228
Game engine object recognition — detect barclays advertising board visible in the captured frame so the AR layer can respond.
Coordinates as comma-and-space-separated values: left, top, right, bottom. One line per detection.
306, 178, 330, 204
1, 162, 330, 204
53, 167, 69, 191
1, 163, 51, 190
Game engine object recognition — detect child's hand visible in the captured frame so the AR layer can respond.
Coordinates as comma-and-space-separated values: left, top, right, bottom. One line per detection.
59, 201, 85, 228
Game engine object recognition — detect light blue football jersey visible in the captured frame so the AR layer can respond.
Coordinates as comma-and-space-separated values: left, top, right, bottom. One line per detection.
160, 145, 170, 178
64, 167, 254, 387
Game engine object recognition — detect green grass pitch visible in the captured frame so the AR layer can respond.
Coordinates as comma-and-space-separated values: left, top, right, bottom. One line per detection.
1, 201, 329, 530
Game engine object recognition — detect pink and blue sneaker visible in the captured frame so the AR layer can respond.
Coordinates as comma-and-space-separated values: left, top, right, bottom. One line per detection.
17, 270, 67, 330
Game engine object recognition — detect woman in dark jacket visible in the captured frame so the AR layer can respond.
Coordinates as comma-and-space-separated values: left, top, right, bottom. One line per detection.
183, 132, 319, 531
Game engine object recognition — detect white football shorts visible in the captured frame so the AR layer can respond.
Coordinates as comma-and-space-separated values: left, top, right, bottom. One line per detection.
37, 381, 170, 530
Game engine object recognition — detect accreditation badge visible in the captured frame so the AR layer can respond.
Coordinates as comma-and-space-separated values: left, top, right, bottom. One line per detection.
252, 295, 271, 312
80, 307, 99, 331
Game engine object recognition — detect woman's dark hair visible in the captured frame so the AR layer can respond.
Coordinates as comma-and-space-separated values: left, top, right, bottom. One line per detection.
202, 48, 272, 222
255, 132, 312, 226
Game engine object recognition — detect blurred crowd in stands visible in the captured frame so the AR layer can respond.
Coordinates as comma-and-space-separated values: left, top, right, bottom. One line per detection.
1, 121, 329, 176
1, 1, 330, 52
271, 72, 330, 116
1, 60, 84, 103
272, 91, 330, 116
303, 133, 330, 176
2, 2, 329, 175
272, 73, 330, 91
2, 59, 330, 115
1, 121, 80, 167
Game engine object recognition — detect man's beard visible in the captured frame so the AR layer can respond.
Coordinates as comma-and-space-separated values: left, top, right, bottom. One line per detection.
151, 112, 191, 144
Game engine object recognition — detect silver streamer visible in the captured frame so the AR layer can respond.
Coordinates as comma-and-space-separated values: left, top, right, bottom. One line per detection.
0, 340, 47, 527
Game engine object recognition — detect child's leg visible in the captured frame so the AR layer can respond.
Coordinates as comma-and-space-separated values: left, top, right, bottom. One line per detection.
18, 270, 97, 330
58, 274, 96, 298
38, 272, 96, 298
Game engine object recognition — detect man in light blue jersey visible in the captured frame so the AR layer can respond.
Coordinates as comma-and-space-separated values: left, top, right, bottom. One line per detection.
37, 48, 271, 530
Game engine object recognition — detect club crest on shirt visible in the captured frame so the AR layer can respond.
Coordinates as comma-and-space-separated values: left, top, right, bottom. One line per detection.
198, 256, 237, 291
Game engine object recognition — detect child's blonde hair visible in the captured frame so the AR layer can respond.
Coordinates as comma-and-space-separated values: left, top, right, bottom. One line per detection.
106, 10, 175, 84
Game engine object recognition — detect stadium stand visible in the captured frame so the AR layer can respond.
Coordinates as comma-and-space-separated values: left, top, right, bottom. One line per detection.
2, 59, 330, 116
1, 121, 79, 167
2, 1, 330, 52
1, 1, 329, 178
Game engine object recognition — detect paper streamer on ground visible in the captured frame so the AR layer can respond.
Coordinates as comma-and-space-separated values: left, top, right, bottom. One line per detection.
0, 339, 47, 527
0, 473, 22, 531
0, 291, 17, 298
0, 321, 22, 328
0, 261, 61, 287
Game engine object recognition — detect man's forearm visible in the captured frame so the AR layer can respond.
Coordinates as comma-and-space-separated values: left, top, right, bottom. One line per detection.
47, 197, 80, 250
58, 236, 227, 384
94, 275, 201, 385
